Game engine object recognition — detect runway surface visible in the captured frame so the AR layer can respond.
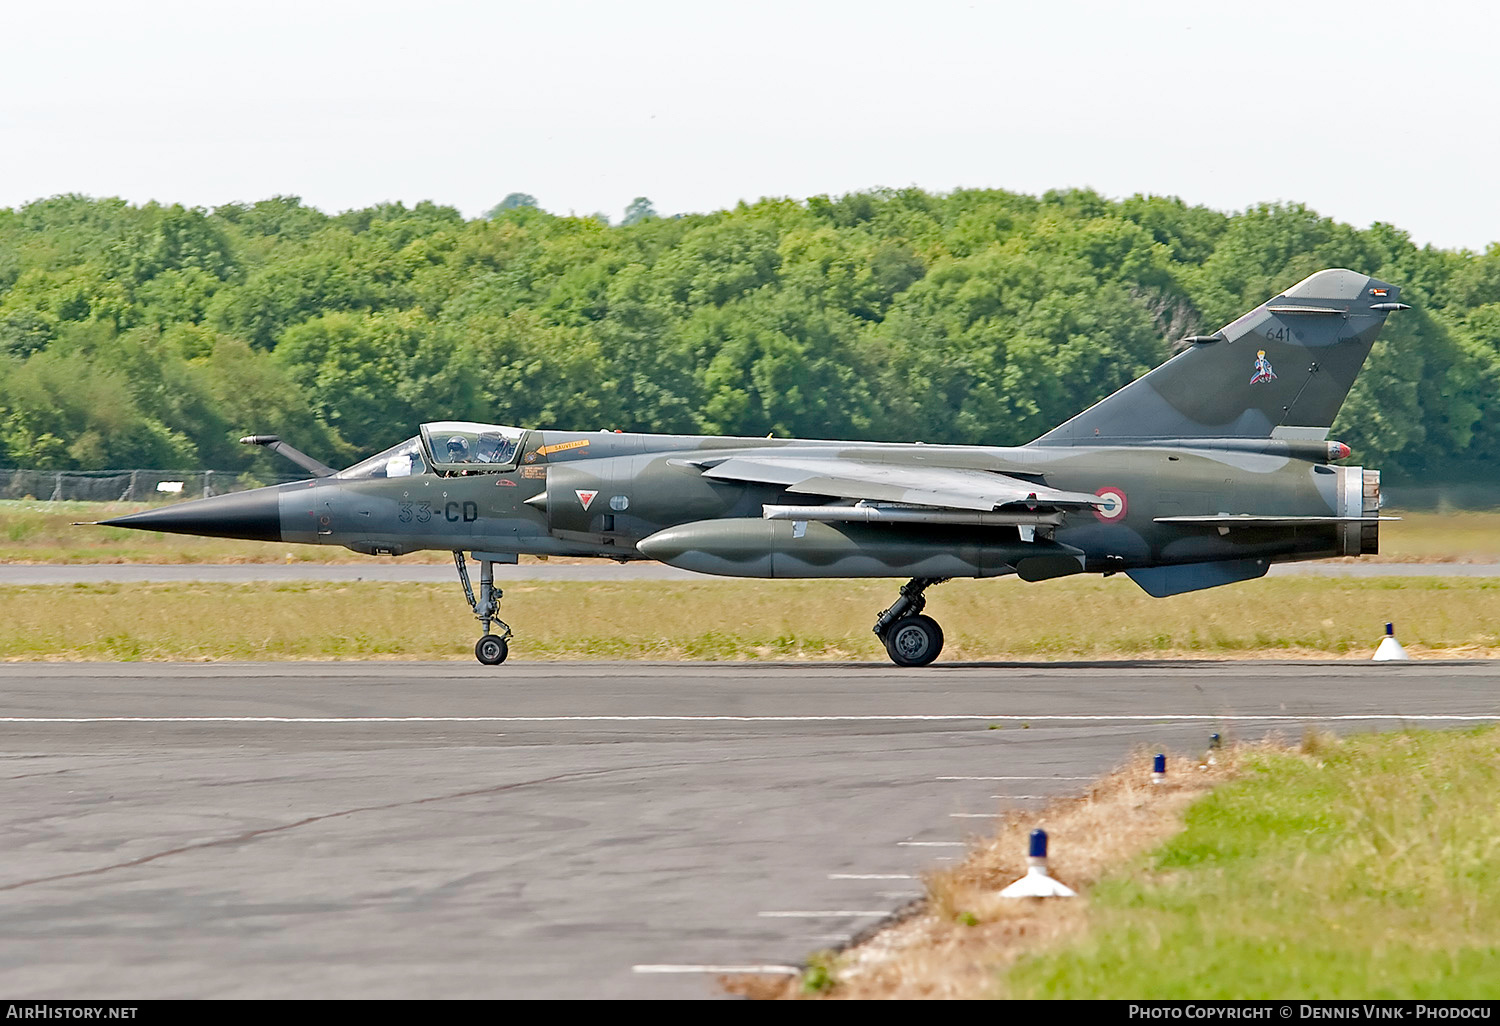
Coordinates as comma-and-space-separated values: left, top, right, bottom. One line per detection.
2, 561, 1497, 584
0, 660, 1497, 998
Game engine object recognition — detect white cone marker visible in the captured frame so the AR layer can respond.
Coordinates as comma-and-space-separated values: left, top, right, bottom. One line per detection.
1152, 752, 1167, 785
999, 829, 1076, 899
1373, 622, 1409, 662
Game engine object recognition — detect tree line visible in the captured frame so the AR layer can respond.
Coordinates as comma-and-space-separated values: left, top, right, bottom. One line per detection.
1, 188, 1497, 482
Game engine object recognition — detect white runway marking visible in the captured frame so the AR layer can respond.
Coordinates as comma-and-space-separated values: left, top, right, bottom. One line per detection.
633, 964, 798, 975
897, 841, 965, 847
759, 911, 890, 918
938, 775, 1095, 781
828, 873, 917, 880
1, 713, 1494, 725
989, 795, 1048, 800
949, 813, 995, 818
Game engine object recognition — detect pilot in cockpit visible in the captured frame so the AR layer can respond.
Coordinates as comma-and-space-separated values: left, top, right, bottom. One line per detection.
446, 436, 471, 462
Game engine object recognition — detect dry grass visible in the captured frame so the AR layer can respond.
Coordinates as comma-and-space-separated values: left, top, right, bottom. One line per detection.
2, 576, 1500, 661
725, 747, 1244, 999
1370, 512, 1500, 562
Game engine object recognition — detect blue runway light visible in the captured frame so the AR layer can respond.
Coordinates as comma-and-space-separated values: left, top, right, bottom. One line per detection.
1374, 621, 1409, 661
1206, 732, 1222, 767
1001, 827, 1075, 898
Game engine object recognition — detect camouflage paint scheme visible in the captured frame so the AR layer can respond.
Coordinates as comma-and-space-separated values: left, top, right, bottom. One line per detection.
97, 269, 1404, 665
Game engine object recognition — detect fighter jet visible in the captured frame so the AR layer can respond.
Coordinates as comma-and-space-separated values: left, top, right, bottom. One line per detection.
93, 268, 1407, 666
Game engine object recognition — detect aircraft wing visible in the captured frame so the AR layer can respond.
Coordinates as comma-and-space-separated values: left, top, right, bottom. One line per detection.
694, 455, 1106, 512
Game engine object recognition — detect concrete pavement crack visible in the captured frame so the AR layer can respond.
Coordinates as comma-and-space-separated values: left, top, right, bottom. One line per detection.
0, 764, 634, 893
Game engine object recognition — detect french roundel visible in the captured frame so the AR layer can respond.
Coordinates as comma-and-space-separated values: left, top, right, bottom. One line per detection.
1093, 486, 1127, 523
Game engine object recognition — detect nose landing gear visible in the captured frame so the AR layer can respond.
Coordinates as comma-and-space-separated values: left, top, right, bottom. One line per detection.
455, 551, 515, 665
873, 577, 949, 667
474, 632, 508, 665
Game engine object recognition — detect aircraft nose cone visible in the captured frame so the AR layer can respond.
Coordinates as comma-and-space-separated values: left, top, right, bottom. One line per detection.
97, 486, 284, 542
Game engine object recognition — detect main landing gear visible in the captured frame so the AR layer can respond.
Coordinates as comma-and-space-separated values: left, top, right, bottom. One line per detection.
873, 577, 948, 667
455, 551, 513, 665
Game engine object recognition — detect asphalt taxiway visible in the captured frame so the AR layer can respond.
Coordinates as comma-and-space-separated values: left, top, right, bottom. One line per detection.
0, 660, 1496, 998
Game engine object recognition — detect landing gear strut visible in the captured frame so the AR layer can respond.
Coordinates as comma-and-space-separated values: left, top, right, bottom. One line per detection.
455, 551, 513, 665
873, 577, 948, 667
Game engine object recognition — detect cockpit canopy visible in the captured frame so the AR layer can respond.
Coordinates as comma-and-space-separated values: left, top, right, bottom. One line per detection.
337, 423, 528, 480
420, 422, 526, 471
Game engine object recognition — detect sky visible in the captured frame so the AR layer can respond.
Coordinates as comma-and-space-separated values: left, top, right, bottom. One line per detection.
3, 0, 1497, 250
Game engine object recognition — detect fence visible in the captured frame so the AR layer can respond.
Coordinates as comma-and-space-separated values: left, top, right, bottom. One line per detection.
0, 468, 308, 503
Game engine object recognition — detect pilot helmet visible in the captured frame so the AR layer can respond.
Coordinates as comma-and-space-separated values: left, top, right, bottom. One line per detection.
445, 436, 470, 460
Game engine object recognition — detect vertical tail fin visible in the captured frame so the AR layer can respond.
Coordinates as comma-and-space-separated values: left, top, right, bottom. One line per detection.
1031, 269, 1406, 446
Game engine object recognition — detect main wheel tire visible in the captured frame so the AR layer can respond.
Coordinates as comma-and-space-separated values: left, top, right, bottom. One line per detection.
883, 614, 944, 667
475, 634, 509, 666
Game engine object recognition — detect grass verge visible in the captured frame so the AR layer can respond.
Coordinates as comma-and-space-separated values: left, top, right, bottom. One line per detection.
737, 728, 1500, 999
997, 727, 1500, 998
2, 576, 1500, 660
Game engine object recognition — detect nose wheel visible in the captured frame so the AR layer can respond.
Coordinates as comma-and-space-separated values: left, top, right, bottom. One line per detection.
455, 551, 514, 665
475, 633, 509, 666
874, 577, 948, 667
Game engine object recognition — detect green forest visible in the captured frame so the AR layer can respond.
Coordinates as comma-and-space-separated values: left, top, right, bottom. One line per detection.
1, 188, 1497, 482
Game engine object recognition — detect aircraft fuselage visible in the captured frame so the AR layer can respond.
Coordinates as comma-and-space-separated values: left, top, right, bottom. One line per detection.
134, 428, 1376, 582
